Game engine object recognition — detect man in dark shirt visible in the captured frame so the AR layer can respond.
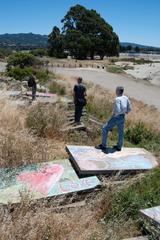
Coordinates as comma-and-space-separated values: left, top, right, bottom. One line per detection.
73, 77, 87, 125
28, 75, 37, 101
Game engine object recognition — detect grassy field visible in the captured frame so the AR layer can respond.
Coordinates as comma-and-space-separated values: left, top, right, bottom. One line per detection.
0, 67, 159, 239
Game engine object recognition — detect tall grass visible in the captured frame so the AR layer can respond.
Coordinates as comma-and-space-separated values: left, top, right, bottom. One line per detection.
104, 169, 160, 239
26, 103, 67, 138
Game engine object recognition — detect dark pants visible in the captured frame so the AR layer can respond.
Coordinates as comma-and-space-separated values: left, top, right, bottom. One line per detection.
75, 105, 83, 123
32, 86, 36, 101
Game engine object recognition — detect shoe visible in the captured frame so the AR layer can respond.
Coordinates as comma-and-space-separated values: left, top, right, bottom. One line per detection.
113, 145, 122, 151
95, 144, 106, 151
102, 148, 109, 154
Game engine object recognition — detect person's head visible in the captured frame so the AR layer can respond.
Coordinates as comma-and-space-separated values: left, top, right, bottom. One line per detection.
77, 77, 83, 84
116, 86, 124, 96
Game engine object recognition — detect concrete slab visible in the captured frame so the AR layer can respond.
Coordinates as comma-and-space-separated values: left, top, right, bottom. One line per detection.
26, 92, 56, 98
140, 206, 160, 226
66, 146, 158, 175
0, 159, 100, 205
8, 91, 22, 97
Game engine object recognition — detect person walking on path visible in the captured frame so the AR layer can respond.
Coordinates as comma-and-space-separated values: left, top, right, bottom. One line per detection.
96, 86, 131, 152
73, 77, 87, 125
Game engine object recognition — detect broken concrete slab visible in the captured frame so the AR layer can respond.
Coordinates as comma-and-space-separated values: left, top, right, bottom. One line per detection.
140, 206, 160, 226
66, 146, 158, 176
0, 159, 100, 205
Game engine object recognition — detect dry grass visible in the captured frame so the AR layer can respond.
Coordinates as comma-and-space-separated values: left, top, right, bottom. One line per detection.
0, 102, 67, 168
0, 193, 106, 240
0, 74, 159, 240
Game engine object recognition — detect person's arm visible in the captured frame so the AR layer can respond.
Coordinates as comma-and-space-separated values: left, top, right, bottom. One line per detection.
73, 85, 77, 101
126, 99, 132, 114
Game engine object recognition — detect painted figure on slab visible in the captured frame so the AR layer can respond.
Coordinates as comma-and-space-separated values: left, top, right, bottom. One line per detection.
96, 86, 131, 153
73, 77, 87, 125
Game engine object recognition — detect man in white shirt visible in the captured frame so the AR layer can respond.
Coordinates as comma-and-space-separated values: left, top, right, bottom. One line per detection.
96, 86, 131, 152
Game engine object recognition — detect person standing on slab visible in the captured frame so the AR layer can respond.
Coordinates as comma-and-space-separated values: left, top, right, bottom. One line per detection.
28, 75, 37, 101
96, 86, 131, 152
73, 77, 87, 125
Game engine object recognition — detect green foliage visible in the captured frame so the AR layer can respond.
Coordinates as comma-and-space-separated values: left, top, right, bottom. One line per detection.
7, 66, 33, 80
7, 65, 49, 82
7, 52, 40, 70
34, 69, 49, 85
48, 27, 66, 58
106, 65, 124, 73
48, 4, 120, 59
49, 80, 66, 95
30, 48, 48, 57
0, 48, 12, 59
125, 122, 154, 145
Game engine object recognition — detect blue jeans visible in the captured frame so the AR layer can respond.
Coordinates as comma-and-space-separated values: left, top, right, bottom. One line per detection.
102, 114, 125, 148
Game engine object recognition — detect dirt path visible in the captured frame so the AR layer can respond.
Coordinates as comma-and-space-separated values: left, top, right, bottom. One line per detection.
52, 67, 160, 110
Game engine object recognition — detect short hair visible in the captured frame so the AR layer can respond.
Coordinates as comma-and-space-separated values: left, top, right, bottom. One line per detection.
116, 86, 124, 95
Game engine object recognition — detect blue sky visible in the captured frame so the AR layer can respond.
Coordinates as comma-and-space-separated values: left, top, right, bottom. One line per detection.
0, 0, 160, 47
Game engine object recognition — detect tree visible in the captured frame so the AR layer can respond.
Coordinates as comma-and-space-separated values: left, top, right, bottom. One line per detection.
48, 26, 65, 58
48, 5, 119, 59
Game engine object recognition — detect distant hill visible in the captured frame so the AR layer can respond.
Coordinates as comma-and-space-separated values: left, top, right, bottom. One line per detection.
121, 42, 160, 51
0, 33, 48, 50
0, 33, 159, 52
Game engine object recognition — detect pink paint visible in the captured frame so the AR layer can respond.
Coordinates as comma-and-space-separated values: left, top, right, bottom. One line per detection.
17, 164, 64, 195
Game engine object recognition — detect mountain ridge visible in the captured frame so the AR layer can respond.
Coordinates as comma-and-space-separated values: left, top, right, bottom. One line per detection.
0, 33, 159, 50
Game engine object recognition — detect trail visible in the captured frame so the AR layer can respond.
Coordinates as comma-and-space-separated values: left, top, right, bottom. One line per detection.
52, 67, 160, 110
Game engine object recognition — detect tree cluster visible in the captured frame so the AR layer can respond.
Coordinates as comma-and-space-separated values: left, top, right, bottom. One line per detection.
48, 5, 120, 59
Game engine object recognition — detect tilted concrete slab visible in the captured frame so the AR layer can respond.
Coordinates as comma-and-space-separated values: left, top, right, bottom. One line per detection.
66, 146, 158, 175
140, 206, 160, 226
0, 159, 100, 205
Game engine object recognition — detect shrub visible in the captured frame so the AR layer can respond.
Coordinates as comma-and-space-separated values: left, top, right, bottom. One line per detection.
7, 66, 49, 82
7, 52, 40, 70
125, 122, 153, 145
26, 103, 66, 138
49, 80, 66, 95
106, 65, 124, 74
7, 66, 33, 80
30, 48, 48, 57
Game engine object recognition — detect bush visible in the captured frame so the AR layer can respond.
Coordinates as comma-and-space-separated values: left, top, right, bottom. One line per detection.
106, 65, 124, 74
7, 66, 33, 80
7, 52, 41, 70
0, 48, 12, 59
30, 48, 48, 57
49, 80, 66, 95
125, 122, 153, 145
7, 66, 49, 82
26, 103, 66, 138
